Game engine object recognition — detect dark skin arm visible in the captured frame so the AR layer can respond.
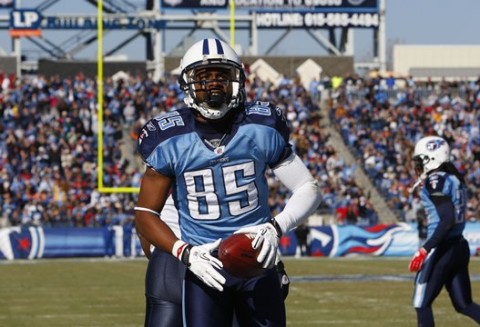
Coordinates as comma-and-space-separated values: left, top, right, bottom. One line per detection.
135, 167, 179, 256
138, 232, 152, 259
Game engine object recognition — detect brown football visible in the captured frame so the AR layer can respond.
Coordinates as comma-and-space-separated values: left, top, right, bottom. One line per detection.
218, 233, 266, 279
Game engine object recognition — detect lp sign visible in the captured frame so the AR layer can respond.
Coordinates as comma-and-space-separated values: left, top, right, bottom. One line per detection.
10, 10, 42, 37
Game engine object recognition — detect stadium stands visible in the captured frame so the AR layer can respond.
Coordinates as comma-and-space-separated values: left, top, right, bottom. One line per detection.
329, 74, 480, 222
4, 70, 477, 231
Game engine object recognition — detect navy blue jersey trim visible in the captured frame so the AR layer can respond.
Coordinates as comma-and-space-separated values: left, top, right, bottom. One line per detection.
137, 108, 195, 161
425, 172, 447, 195
242, 102, 291, 144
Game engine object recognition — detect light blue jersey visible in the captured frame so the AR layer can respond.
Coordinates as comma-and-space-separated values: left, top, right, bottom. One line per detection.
420, 171, 466, 241
138, 103, 291, 245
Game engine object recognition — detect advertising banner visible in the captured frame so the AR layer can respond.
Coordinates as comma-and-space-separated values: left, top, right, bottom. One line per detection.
255, 11, 379, 28
2, 222, 480, 260
0, 226, 141, 260
9, 9, 42, 37
279, 222, 480, 257
9, 10, 166, 31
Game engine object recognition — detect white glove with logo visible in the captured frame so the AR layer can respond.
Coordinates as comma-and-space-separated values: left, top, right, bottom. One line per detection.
235, 220, 281, 269
175, 239, 225, 292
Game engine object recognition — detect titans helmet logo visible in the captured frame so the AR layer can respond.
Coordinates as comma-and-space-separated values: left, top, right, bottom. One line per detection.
426, 139, 445, 151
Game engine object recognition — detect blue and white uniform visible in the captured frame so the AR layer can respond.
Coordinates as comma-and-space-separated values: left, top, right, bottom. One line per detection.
413, 168, 480, 326
138, 103, 290, 245
419, 171, 465, 244
139, 103, 291, 327
136, 38, 319, 327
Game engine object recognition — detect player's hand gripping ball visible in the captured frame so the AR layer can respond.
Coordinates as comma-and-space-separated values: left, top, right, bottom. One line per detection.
218, 233, 266, 279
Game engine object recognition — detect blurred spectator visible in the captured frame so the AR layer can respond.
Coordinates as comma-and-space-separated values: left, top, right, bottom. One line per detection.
103, 217, 116, 258
345, 199, 359, 225
123, 217, 135, 258
294, 223, 310, 257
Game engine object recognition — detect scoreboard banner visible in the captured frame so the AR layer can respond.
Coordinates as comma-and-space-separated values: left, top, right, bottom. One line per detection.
8, 0, 379, 31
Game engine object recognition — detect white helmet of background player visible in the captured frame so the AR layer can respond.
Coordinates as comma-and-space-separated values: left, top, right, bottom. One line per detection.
178, 38, 246, 120
413, 136, 451, 176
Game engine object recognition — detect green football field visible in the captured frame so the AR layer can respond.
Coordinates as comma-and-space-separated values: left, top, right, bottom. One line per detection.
1, 257, 479, 327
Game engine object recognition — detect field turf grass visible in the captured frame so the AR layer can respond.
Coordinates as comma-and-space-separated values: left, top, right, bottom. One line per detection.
1, 257, 479, 326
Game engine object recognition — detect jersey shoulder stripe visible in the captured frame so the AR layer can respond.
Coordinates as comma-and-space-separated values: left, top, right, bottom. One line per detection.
243, 101, 290, 142
425, 171, 449, 196
137, 108, 194, 162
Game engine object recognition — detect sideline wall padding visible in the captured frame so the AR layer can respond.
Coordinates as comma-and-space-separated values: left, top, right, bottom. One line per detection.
2, 223, 480, 260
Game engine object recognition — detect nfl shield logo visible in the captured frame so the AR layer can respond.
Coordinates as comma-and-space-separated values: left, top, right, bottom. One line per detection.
214, 146, 225, 155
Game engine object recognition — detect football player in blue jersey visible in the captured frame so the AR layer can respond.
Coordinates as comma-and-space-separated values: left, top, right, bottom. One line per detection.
409, 135, 480, 327
134, 38, 321, 327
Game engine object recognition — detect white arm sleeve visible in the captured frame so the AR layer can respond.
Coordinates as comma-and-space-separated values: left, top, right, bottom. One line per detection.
271, 154, 321, 234
160, 195, 181, 238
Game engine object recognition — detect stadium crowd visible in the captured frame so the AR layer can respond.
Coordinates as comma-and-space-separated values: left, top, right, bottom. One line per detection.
4, 68, 478, 230
0, 70, 373, 229
329, 74, 480, 222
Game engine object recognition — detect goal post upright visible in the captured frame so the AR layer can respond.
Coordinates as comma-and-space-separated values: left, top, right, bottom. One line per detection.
97, 0, 104, 192
97, 0, 140, 194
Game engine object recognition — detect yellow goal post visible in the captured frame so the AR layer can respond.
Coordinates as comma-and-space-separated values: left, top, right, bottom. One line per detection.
97, 0, 140, 194
96, 0, 237, 193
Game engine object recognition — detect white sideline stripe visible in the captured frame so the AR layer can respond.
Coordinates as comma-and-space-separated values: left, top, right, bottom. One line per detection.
291, 274, 480, 282
2, 258, 480, 282
0, 257, 147, 265
286, 318, 410, 325
0, 313, 144, 319
290, 274, 415, 282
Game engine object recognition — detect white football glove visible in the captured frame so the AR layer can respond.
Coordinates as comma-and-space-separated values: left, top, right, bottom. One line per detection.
182, 239, 226, 292
235, 221, 281, 269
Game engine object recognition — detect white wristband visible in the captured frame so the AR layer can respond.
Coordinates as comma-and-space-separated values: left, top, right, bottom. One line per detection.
134, 206, 160, 216
172, 240, 188, 260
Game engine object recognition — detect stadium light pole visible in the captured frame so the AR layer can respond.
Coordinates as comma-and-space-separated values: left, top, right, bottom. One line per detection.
378, 0, 387, 73
152, 0, 163, 82
13, 0, 22, 79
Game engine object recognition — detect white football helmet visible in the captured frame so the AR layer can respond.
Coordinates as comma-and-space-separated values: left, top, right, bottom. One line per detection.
413, 136, 450, 175
178, 38, 245, 120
